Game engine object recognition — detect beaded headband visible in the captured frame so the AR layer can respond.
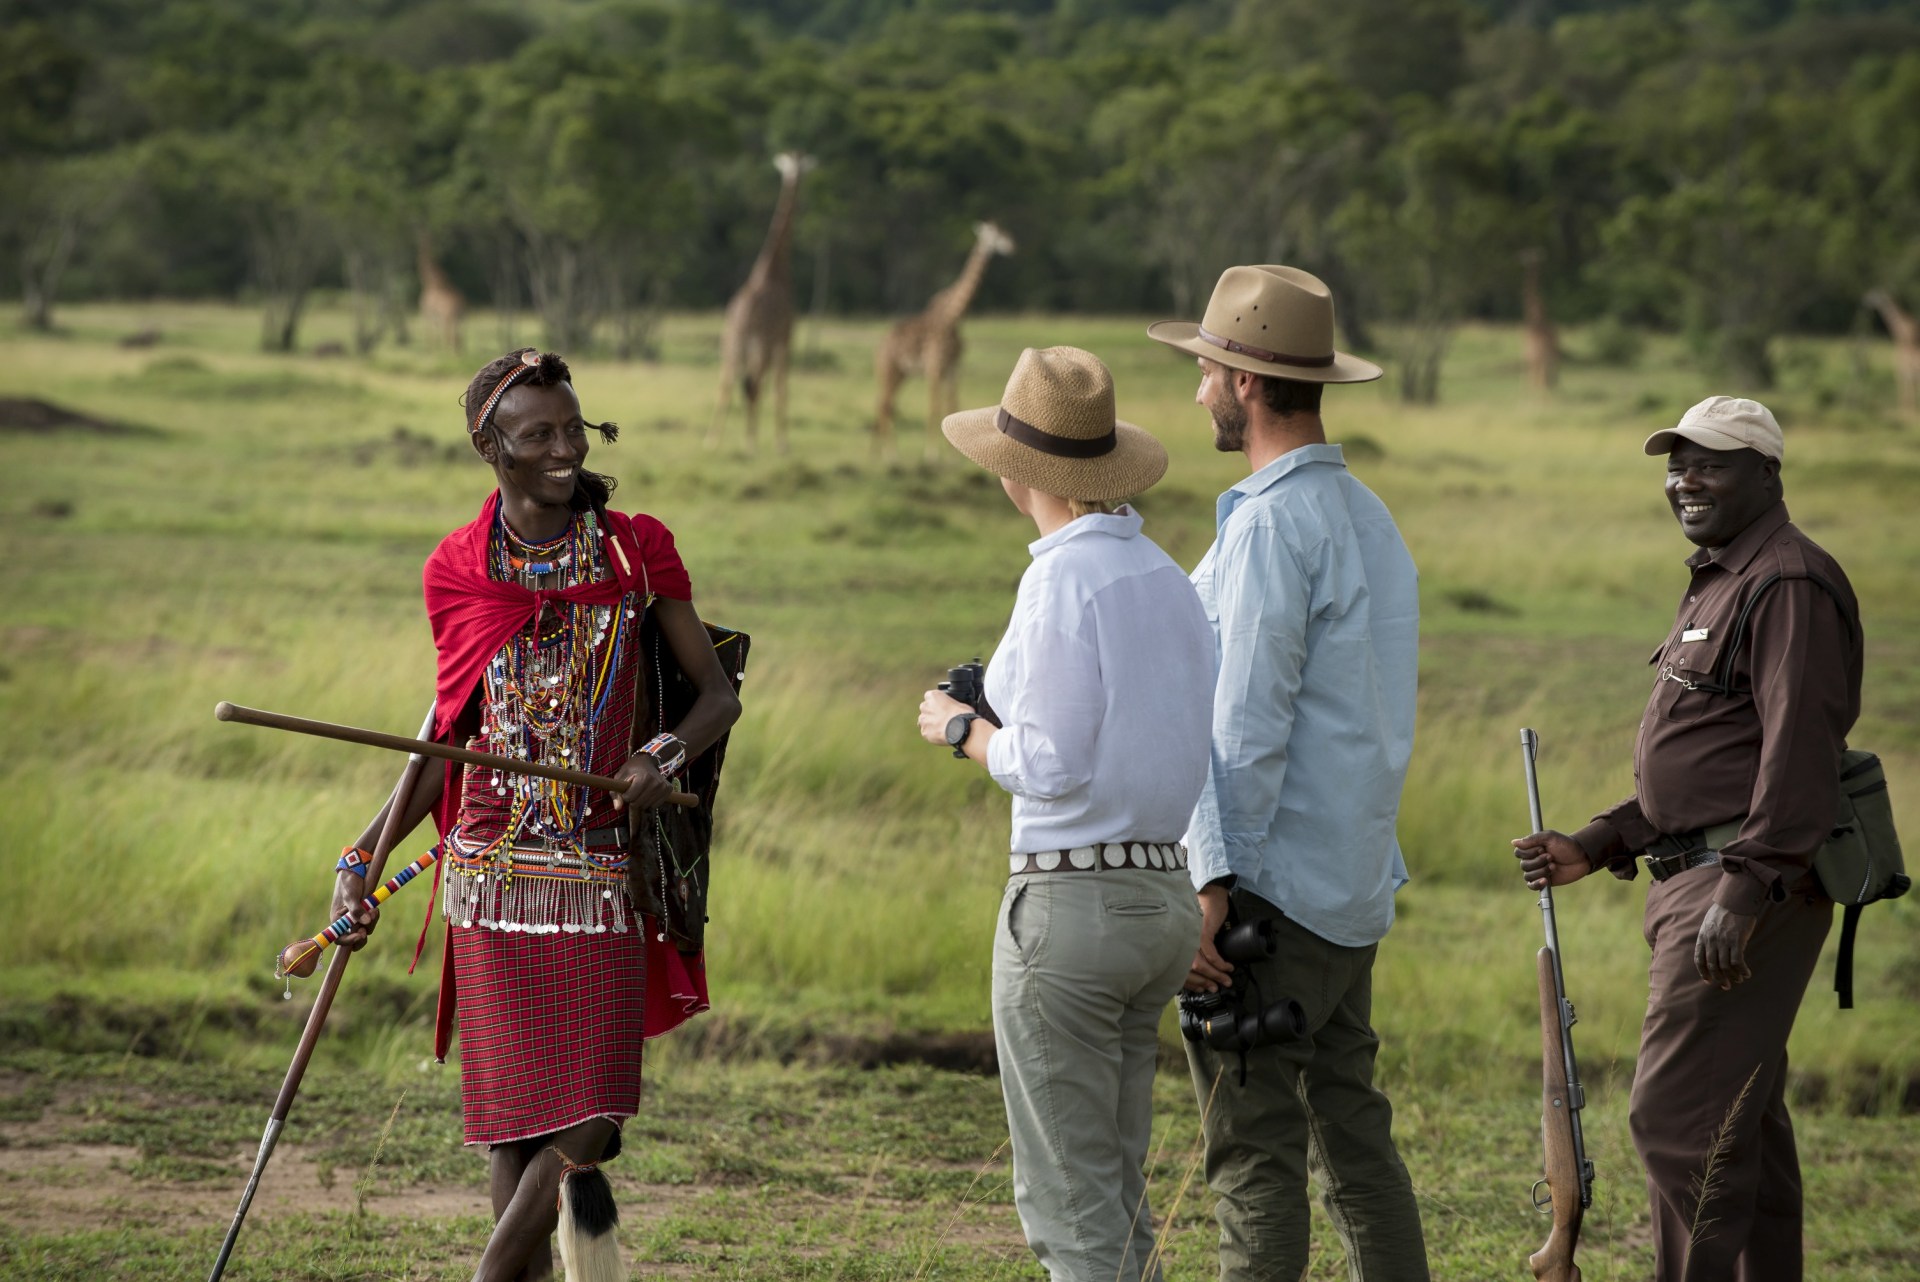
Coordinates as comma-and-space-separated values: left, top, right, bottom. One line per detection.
468, 349, 544, 435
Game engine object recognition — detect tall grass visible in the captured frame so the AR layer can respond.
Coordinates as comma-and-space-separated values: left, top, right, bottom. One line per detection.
2, 302, 1915, 1094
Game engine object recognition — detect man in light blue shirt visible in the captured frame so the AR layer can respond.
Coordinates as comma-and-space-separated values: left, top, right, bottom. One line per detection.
1150, 265, 1430, 1282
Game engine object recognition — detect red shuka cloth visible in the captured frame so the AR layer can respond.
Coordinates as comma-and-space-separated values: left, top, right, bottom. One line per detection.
453, 923, 645, 1145
418, 491, 708, 1061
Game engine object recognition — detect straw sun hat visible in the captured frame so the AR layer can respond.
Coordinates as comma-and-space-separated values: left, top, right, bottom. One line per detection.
1148, 264, 1381, 383
941, 346, 1168, 502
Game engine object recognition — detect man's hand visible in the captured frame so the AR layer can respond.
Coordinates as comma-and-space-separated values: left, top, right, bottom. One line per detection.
1185, 884, 1234, 993
918, 689, 971, 746
1695, 903, 1759, 989
1512, 830, 1595, 890
608, 752, 673, 814
330, 871, 377, 951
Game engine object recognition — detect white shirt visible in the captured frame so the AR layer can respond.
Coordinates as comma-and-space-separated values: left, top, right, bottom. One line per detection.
984, 509, 1217, 854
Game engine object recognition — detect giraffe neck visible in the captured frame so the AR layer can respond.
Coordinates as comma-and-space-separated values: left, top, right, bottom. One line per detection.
1521, 260, 1548, 328
418, 242, 450, 291
1871, 295, 1917, 343
750, 173, 803, 284
930, 241, 996, 324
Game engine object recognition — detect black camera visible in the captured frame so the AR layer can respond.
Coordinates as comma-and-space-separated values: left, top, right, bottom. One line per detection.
1178, 917, 1307, 1054
938, 659, 1001, 726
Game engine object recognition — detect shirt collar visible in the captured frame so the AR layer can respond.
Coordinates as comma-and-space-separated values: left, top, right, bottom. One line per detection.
1217, 442, 1347, 528
1028, 506, 1143, 558
1684, 500, 1790, 574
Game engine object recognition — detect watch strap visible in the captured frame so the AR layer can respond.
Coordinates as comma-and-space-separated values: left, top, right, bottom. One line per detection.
946, 712, 978, 758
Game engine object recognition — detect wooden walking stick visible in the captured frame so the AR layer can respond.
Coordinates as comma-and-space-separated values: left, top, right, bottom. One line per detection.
214, 701, 698, 806
206, 704, 437, 1282
207, 700, 704, 1279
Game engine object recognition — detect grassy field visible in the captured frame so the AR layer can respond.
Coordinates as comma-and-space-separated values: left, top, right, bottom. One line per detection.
1, 300, 1917, 1278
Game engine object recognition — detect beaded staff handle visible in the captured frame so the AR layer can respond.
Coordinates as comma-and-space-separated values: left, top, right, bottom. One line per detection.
213, 702, 699, 807
276, 846, 443, 982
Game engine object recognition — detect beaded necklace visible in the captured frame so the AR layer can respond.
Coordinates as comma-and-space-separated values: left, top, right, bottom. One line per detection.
468, 507, 633, 883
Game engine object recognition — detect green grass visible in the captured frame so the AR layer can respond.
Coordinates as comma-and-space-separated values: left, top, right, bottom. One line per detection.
1, 301, 1917, 1275
1, 1047, 1917, 1280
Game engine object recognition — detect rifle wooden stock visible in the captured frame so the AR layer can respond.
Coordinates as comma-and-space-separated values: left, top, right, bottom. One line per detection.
1530, 945, 1584, 1282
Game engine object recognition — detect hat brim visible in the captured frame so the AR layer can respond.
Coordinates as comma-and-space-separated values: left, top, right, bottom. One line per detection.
941, 406, 1168, 502
1146, 321, 1383, 384
1643, 425, 1776, 459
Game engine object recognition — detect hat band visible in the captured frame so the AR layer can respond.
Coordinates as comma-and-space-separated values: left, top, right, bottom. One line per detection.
1197, 326, 1334, 369
996, 407, 1116, 459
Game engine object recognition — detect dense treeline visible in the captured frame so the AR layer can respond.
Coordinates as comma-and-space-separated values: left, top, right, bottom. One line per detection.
4, 0, 1919, 396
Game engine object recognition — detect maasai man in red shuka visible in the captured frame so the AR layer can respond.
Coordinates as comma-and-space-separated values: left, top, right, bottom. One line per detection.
324, 348, 740, 1281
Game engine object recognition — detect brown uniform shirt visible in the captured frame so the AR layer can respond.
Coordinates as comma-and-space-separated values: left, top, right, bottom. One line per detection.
1573, 502, 1862, 914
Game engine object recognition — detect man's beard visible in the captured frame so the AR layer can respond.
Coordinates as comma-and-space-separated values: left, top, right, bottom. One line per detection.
1209, 391, 1248, 453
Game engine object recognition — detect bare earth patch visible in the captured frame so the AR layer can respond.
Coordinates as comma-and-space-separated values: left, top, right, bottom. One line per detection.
0, 1140, 484, 1236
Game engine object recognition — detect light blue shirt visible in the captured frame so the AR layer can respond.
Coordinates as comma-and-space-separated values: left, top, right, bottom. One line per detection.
1186, 443, 1418, 947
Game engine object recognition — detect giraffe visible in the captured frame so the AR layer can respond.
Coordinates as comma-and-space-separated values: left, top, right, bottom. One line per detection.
417, 232, 466, 354
710, 152, 814, 453
873, 221, 1016, 460
1865, 288, 1920, 417
1520, 248, 1558, 392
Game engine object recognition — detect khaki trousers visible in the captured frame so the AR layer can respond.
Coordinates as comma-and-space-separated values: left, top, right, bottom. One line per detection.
992, 867, 1200, 1282
1185, 891, 1429, 1282
1631, 864, 1831, 1282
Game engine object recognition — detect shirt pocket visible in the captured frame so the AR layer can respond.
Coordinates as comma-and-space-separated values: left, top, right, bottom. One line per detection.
1649, 631, 1728, 724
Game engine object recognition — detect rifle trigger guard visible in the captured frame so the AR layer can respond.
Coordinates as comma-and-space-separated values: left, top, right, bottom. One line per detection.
1531, 1178, 1554, 1213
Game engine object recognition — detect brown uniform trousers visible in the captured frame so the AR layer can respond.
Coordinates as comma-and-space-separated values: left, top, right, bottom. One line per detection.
1630, 864, 1831, 1282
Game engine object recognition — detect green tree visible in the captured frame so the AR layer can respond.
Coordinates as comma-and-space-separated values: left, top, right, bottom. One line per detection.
1601, 59, 1838, 387
453, 46, 729, 352
1336, 115, 1520, 402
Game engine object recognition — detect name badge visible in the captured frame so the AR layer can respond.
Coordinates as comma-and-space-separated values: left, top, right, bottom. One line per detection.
1681, 627, 1711, 643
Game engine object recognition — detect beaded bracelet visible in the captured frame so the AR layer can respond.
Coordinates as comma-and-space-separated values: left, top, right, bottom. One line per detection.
336, 846, 372, 877
639, 733, 688, 778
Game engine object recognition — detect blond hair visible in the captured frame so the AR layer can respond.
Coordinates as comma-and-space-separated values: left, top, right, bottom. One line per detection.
1066, 497, 1118, 519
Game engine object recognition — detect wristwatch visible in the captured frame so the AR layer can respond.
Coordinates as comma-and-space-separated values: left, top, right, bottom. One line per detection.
944, 712, 979, 759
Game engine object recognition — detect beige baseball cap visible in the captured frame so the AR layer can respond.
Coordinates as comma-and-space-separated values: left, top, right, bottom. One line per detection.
1643, 395, 1783, 461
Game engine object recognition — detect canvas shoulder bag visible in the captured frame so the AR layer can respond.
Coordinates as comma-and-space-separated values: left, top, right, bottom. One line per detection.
1817, 750, 1910, 1009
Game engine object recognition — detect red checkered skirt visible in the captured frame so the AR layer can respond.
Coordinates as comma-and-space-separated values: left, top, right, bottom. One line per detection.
451, 923, 645, 1146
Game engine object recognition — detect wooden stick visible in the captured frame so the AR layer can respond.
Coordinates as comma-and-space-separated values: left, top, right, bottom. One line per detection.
208, 705, 439, 1282
214, 701, 699, 808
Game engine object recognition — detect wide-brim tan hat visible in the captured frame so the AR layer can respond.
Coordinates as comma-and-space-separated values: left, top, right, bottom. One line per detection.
942, 346, 1168, 501
1147, 264, 1381, 383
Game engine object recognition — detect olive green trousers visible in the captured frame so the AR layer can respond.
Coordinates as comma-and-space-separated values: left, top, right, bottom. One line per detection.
1184, 890, 1429, 1282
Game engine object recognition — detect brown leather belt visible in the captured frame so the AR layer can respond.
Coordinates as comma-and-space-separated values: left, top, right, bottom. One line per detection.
1009, 842, 1187, 875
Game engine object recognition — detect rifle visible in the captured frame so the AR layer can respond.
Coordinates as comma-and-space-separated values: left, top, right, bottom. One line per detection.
1521, 728, 1594, 1282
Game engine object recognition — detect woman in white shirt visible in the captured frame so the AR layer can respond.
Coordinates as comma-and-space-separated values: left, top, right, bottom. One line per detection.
917, 346, 1215, 1282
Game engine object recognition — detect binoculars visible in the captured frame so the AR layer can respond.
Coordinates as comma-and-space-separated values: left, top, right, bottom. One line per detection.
1178, 917, 1307, 1054
938, 659, 1000, 725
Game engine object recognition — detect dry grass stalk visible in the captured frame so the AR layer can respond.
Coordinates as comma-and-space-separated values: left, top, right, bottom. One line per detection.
912, 1135, 1012, 1281
351, 1087, 410, 1228
1116, 1090, 1190, 1282
1141, 1064, 1224, 1281
1682, 1062, 1762, 1271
